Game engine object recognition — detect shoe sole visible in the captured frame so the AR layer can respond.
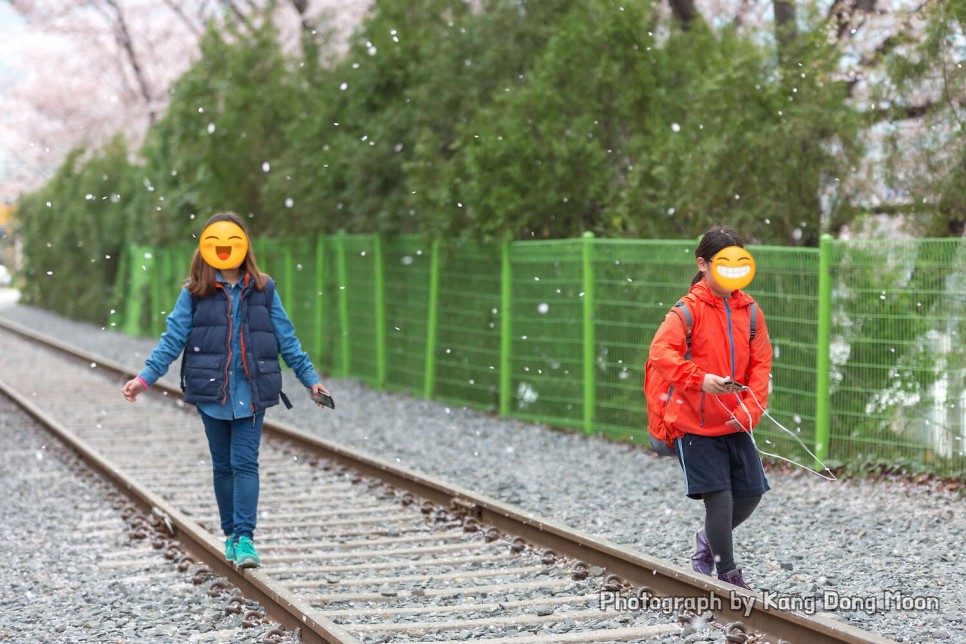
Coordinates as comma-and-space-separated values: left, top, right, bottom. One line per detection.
235, 559, 260, 568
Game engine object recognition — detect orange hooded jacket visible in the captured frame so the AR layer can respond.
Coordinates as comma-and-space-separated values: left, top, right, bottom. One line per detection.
646, 279, 772, 439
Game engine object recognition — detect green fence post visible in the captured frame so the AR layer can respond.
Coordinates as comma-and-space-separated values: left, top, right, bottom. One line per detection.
165, 246, 177, 290
499, 240, 512, 416
146, 247, 159, 337
110, 245, 129, 331
582, 232, 596, 434
151, 249, 171, 338
283, 242, 295, 313
815, 233, 833, 467
336, 232, 351, 377
373, 234, 386, 388
423, 240, 441, 399
314, 234, 325, 368
122, 245, 147, 337
148, 253, 159, 338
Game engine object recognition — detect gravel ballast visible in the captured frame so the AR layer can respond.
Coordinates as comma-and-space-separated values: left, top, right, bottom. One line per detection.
1, 302, 962, 642
0, 393, 290, 643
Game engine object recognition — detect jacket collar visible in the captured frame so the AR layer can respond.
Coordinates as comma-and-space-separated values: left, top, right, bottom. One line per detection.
215, 271, 251, 290
688, 278, 755, 309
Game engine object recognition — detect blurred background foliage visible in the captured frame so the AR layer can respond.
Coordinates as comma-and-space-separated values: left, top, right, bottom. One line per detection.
12, 0, 966, 323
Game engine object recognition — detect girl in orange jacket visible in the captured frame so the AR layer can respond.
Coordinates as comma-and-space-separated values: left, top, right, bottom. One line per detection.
647, 226, 773, 590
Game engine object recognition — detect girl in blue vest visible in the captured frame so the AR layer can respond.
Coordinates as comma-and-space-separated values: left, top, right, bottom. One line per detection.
122, 211, 331, 568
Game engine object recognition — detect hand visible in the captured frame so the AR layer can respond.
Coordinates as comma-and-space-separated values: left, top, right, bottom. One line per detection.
310, 382, 331, 408
701, 374, 736, 395
122, 378, 146, 402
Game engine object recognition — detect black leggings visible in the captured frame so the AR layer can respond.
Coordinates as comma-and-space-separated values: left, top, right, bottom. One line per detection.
702, 490, 760, 574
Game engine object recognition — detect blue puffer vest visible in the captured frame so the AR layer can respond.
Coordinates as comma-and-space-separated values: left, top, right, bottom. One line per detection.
180, 276, 284, 411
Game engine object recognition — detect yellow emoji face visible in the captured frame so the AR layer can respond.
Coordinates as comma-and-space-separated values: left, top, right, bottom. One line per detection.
199, 221, 249, 270
710, 245, 756, 291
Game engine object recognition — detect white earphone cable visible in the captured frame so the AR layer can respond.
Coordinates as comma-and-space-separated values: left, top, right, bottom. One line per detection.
712, 389, 838, 481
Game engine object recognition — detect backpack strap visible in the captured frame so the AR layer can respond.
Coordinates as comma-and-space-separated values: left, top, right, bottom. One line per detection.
672, 300, 693, 360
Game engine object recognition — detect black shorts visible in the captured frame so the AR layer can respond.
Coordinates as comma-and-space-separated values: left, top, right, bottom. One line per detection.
675, 432, 770, 500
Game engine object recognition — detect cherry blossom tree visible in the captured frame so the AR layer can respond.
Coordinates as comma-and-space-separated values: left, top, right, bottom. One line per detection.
0, 0, 371, 204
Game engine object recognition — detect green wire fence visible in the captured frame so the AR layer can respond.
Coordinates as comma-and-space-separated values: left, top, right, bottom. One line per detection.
117, 234, 966, 476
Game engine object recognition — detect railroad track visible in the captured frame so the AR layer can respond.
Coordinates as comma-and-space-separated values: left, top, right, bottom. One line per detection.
0, 317, 896, 644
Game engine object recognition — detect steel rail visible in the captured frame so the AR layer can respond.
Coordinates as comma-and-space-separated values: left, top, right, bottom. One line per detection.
0, 317, 897, 644
0, 321, 360, 644
0, 376, 360, 644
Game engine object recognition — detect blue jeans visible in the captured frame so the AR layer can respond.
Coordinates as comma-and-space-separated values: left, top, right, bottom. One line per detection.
200, 411, 264, 540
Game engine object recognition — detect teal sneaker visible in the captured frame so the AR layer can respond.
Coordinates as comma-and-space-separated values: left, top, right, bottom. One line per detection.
234, 536, 261, 568
224, 535, 236, 562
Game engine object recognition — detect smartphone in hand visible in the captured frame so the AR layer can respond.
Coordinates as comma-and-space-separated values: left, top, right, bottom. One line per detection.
310, 390, 335, 409
722, 380, 748, 393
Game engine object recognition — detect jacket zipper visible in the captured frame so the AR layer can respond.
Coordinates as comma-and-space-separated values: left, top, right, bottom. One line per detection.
724, 298, 736, 380
217, 283, 232, 405
698, 297, 737, 427
239, 278, 257, 415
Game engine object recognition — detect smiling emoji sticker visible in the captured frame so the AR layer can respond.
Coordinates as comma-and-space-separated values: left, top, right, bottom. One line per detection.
711, 245, 756, 291
199, 220, 249, 270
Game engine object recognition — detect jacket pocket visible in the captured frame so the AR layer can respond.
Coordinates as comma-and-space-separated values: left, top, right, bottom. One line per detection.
254, 358, 283, 403
701, 395, 738, 428
185, 353, 224, 371
255, 359, 280, 374
184, 354, 225, 398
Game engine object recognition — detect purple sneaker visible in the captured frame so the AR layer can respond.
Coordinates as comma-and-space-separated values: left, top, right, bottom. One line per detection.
718, 567, 752, 590
691, 529, 714, 575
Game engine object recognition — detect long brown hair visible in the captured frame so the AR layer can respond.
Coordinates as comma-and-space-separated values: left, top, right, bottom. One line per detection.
692, 225, 745, 286
186, 212, 267, 297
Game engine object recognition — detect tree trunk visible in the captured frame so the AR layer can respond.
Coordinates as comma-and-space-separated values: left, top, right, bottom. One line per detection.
773, 0, 798, 63
102, 0, 157, 124
289, 0, 316, 36
667, 0, 700, 29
